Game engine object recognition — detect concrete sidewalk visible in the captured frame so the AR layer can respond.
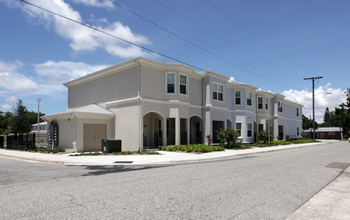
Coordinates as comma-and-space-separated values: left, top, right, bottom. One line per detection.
287, 166, 350, 220
0, 142, 323, 166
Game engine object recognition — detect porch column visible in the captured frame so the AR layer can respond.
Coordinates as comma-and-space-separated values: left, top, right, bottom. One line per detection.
274, 118, 278, 141
186, 118, 190, 145
204, 110, 211, 145
175, 116, 180, 145
162, 118, 167, 146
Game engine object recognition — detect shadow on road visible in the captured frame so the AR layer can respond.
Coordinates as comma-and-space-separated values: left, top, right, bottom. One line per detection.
74, 165, 170, 176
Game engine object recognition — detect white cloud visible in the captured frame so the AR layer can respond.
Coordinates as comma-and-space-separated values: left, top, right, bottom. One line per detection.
228, 76, 235, 83
0, 103, 12, 111
14, 0, 151, 58
282, 83, 347, 123
0, 60, 23, 72
5, 96, 17, 102
35, 60, 108, 83
0, 72, 39, 93
72, 0, 113, 8
34, 60, 109, 95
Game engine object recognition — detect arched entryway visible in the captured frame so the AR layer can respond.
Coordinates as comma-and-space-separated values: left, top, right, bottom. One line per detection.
190, 116, 203, 144
143, 112, 165, 149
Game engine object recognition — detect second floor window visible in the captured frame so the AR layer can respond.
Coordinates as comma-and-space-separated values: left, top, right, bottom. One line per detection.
235, 90, 241, 105
213, 83, 223, 101
297, 108, 299, 116
278, 101, 283, 112
180, 74, 187, 95
166, 73, 175, 94
258, 97, 263, 109
265, 98, 269, 109
247, 92, 252, 106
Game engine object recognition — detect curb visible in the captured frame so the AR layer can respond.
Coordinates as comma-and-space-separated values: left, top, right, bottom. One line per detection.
0, 142, 324, 166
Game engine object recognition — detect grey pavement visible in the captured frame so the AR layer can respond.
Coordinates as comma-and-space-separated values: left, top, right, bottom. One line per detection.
1, 140, 349, 219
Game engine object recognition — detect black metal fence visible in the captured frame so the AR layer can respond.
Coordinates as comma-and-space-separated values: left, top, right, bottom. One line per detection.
6, 133, 35, 150
0, 136, 4, 148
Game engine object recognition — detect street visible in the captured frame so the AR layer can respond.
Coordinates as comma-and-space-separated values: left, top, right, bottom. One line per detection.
1, 141, 350, 219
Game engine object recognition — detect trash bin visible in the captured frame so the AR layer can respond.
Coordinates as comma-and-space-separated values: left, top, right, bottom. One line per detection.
101, 139, 122, 153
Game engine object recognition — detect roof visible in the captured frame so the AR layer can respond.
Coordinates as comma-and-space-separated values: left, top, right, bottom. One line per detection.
31, 121, 48, 126
303, 127, 343, 132
42, 104, 114, 121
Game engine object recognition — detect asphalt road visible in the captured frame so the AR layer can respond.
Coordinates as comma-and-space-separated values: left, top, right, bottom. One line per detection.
1, 141, 350, 219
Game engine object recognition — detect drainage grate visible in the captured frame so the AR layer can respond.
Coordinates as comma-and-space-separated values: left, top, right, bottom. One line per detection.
114, 161, 133, 164
326, 162, 350, 169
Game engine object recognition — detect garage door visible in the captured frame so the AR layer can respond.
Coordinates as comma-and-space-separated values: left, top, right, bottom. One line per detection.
83, 124, 107, 152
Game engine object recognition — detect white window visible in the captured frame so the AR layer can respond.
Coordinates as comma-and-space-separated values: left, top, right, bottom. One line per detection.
258, 97, 263, 109
278, 101, 283, 112
296, 108, 299, 116
247, 123, 252, 137
247, 92, 252, 106
236, 122, 242, 137
235, 90, 241, 105
166, 73, 175, 94
297, 127, 300, 136
213, 83, 223, 101
179, 74, 188, 95
265, 98, 268, 109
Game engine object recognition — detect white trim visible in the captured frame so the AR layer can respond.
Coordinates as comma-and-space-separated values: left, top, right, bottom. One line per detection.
166, 72, 176, 95
189, 114, 203, 120
142, 110, 166, 119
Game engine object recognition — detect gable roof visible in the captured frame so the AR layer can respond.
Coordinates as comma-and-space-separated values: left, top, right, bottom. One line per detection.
42, 104, 114, 121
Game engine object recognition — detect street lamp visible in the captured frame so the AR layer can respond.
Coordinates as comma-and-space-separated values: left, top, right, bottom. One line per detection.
37, 98, 41, 143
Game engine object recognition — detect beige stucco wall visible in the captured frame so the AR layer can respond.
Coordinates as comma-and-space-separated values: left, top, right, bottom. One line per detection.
68, 66, 139, 108
111, 105, 140, 151
56, 119, 74, 151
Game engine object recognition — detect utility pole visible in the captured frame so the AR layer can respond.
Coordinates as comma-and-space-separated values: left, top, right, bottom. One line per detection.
37, 98, 41, 143
304, 76, 323, 142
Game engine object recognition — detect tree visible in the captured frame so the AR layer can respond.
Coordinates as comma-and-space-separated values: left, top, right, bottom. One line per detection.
10, 99, 32, 135
323, 107, 330, 126
0, 111, 13, 135
334, 97, 350, 138
302, 115, 315, 130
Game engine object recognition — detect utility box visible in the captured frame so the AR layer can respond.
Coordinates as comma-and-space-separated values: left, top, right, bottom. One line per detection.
101, 139, 122, 153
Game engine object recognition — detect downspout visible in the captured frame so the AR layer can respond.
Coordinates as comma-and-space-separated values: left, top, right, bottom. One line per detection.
73, 114, 77, 153
137, 61, 142, 152
202, 75, 205, 144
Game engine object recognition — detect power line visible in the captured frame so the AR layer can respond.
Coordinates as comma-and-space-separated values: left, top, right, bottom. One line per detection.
110, 0, 297, 88
206, 0, 314, 76
153, 0, 302, 83
19, 0, 206, 72
20, 0, 297, 93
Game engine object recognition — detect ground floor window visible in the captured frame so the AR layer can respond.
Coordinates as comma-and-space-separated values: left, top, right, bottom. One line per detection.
236, 122, 242, 137
247, 123, 252, 137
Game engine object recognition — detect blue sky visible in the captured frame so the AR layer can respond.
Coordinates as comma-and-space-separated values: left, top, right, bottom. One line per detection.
0, 0, 349, 122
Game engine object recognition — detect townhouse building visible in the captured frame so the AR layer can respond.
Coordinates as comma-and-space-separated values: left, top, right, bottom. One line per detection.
43, 57, 303, 152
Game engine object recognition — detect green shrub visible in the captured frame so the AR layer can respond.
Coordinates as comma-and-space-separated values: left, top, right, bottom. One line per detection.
257, 130, 273, 144
161, 144, 224, 153
216, 128, 240, 149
